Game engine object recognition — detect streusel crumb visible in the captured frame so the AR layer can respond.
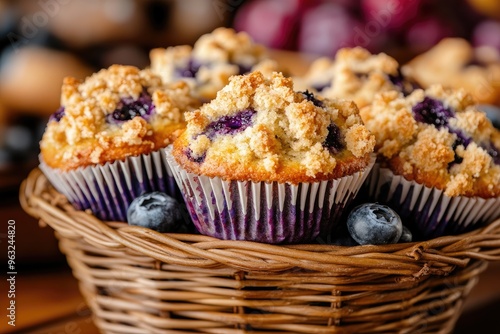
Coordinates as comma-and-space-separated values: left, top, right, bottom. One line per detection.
173, 71, 375, 183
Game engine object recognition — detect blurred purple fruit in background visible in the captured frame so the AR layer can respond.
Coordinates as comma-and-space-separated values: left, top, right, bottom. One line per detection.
473, 20, 500, 50
233, 0, 500, 57
406, 16, 454, 50
234, 0, 305, 49
298, 2, 359, 55
361, 0, 423, 31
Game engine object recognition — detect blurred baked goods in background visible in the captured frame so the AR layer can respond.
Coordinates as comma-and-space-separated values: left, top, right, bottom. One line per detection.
0, 0, 229, 174
296, 47, 416, 109
467, 0, 500, 19
150, 27, 279, 101
0, 0, 225, 117
0, 47, 93, 116
403, 38, 500, 105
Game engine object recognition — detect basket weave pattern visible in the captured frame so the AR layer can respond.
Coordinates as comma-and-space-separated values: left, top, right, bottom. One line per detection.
21, 169, 500, 334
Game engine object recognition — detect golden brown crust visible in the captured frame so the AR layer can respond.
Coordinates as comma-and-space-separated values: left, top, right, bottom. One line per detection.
40, 65, 198, 171
403, 38, 500, 105
173, 132, 372, 183
361, 85, 500, 197
173, 71, 375, 184
150, 27, 279, 101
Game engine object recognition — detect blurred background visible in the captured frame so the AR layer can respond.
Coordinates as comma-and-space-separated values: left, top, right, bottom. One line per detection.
2, 0, 500, 272
2, 0, 500, 332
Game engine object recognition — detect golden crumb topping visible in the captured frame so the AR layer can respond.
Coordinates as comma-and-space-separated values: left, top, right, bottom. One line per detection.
298, 47, 402, 108
192, 27, 267, 67
173, 71, 375, 183
40, 65, 199, 171
360, 85, 500, 197
150, 27, 278, 101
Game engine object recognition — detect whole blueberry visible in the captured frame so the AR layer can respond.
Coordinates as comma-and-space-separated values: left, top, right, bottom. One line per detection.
127, 192, 184, 233
347, 203, 403, 245
399, 225, 413, 243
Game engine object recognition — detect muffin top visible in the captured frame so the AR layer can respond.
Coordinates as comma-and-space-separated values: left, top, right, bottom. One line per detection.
403, 38, 500, 105
150, 27, 278, 101
40, 64, 199, 171
297, 47, 416, 108
173, 71, 375, 184
360, 85, 500, 197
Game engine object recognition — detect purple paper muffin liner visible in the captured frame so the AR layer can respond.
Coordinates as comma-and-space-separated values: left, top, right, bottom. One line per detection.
39, 148, 182, 222
367, 163, 500, 239
165, 147, 375, 244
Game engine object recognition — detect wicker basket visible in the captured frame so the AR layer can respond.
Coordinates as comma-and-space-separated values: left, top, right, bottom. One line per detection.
21, 168, 500, 334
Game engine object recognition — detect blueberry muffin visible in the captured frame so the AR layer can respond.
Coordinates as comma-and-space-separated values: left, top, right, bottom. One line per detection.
361, 85, 500, 238
40, 64, 199, 221
150, 27, 278, 101
297, 47, 417, 108
167, 71, 375, 244
403, 38, 500, 105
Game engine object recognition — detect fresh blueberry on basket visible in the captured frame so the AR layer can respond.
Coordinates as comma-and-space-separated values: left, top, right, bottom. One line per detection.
127, 192, 193, 233
399, 225, 413, 243
346, 203, 403, 245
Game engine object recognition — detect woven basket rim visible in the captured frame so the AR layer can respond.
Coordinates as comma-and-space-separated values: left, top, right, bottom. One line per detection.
21, 168, 500, 277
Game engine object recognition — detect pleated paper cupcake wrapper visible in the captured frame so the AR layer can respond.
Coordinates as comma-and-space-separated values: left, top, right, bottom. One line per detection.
165, 149, 375, 244
367, 163, 500, 239
39, 149, 181, 222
